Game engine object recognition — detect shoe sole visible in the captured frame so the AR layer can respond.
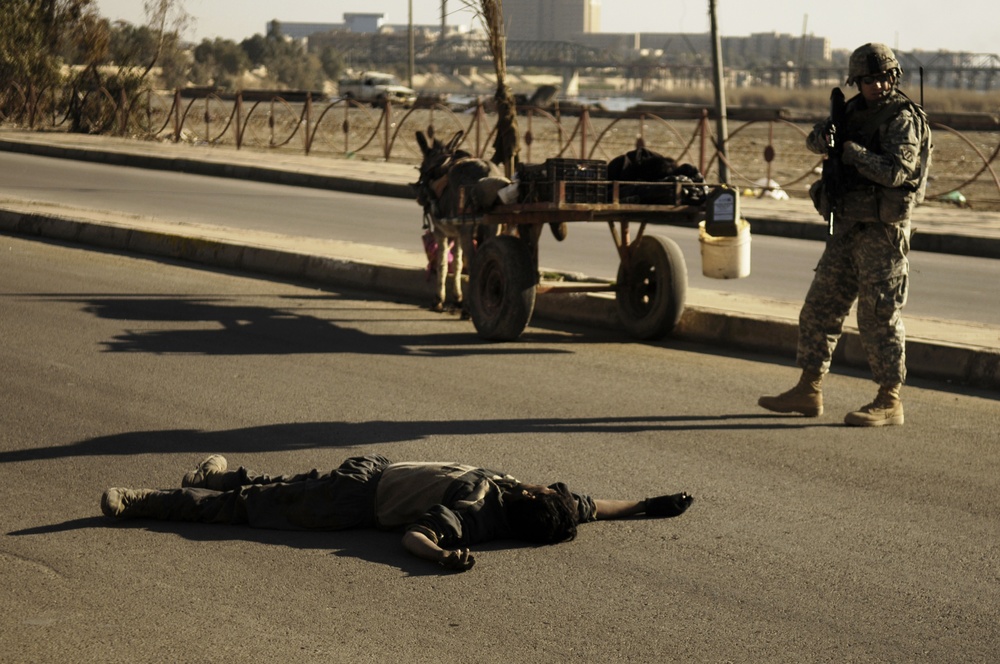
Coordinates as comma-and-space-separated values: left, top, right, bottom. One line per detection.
101, 488, 122, 517
758, 398, 822, 417
844, 414, 904, 427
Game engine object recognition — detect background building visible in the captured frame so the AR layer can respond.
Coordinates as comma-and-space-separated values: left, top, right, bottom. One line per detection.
504, 0, 601, 42
268, 9, 997, 91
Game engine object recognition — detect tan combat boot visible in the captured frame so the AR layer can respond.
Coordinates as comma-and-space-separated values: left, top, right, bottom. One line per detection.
844, 384, 904, 427
181, 454, 228, 490
758, 370, 824, 417
101, 488, 159, 518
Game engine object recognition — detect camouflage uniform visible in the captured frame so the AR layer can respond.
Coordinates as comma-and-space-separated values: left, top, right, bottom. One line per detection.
800, 88, 930, 385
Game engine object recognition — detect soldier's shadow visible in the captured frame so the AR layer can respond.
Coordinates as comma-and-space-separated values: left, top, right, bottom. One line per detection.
0, 413, 830, 465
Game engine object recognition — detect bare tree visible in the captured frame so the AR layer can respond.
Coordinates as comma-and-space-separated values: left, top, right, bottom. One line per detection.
460, 0, 519, 174
140, 0, 191, 78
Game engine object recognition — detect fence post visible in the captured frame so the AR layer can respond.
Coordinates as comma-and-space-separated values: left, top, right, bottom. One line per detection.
579, 106, 589, 158
28, 84, 36, 129
235, 92, 244, 149
173, 89, 181, 142
765, 120, 775, 190
204, 96, 210, 143
119, 88, 128, 136
699, 109, 709, 177
342, 100, 350, 155
304, 93, 312, 155
383, 100, 392, 160
268, 97, 275, 147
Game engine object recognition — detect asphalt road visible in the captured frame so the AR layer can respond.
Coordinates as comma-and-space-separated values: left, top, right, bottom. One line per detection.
2, 234, 998, 662
1, 151, 998, 326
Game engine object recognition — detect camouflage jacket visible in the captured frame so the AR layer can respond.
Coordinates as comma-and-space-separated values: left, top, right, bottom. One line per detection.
808, 90, 932, 225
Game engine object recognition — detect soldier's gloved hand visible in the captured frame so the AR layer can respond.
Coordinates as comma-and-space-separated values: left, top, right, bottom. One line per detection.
809, 121, 833, 153
644, 492, 694, 518
822, 120, 836, 146
439, 548, 476, 572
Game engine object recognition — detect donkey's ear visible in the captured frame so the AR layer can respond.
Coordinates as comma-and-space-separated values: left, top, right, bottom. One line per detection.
416, 131, 429, 155
446, 131, 465, 152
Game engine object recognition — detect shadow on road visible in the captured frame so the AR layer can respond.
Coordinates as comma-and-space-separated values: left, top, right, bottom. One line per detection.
0, 414, 832, 465
27, 292, 579, 358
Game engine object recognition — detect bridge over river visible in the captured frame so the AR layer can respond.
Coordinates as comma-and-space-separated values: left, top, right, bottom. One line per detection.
329, 33, 1000, 94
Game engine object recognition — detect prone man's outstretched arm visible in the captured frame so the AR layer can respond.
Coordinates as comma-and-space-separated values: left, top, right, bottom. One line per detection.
594, 493, 694, 520
401, 529, 476, 572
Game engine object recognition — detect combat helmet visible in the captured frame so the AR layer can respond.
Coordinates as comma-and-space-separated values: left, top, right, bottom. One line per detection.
846, 43, 901, 85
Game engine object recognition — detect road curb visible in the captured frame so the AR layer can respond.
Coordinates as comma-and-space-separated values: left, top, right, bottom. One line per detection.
3, 206, 997, 390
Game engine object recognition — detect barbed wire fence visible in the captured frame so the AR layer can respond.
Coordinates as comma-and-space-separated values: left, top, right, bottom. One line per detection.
2, 82, 997, 209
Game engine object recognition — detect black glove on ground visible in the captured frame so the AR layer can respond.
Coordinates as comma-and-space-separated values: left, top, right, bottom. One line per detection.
644, 492, 694, 518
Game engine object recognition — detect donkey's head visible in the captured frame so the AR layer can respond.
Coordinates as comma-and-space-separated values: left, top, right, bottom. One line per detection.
415, 130, 467, 181
414, 130, 500, 219
413, 130, 469, 213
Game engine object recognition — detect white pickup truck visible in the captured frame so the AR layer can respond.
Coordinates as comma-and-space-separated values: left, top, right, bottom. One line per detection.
337, 71, 417, 107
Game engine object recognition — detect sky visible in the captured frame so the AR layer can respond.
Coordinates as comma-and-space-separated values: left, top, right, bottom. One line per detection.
93, 0, 995, 54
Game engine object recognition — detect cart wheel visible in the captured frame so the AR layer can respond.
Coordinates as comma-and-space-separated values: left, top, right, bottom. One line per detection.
469, 235, 537, 341
616, 234, 687, 340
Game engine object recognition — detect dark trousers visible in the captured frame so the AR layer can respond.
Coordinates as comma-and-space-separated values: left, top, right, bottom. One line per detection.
140, 455, 391, 531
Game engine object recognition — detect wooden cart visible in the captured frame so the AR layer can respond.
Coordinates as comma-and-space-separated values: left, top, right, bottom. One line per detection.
453, 179, 714, 341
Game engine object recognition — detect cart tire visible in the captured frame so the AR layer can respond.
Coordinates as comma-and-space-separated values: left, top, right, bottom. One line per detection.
616, 234, 687, 340
469, 235, 537, 341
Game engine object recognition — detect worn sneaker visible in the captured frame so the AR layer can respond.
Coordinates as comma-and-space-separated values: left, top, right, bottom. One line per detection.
101, 487, 154, 518
181, 455, 228, 489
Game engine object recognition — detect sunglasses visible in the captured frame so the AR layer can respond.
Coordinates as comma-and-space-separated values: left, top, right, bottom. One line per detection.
861, 73, 892, 85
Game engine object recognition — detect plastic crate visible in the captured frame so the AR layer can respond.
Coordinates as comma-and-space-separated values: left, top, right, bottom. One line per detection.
545, 158, 607, 182
516, 160, 609, 203
554, 180, 610, 204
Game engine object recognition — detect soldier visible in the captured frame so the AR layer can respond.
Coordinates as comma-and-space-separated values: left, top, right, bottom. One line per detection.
758, 43, 932, 427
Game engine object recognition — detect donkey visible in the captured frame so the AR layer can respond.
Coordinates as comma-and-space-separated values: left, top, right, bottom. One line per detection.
413, 130, 508, 313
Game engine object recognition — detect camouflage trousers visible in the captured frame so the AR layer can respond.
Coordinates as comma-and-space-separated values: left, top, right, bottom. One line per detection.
797, 221, 910, 385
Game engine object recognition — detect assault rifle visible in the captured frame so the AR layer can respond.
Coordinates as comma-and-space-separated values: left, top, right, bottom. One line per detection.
822, 87, 847, 234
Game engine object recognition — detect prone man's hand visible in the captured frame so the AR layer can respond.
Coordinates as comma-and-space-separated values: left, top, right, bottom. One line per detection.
439, 547, 476, 572
644, 492, 694, 518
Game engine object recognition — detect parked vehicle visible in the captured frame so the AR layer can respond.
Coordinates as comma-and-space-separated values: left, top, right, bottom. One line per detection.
337, 71, 417, 107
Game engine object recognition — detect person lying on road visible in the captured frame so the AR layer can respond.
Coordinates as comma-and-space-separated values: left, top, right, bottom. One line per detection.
101, 454, 694, 572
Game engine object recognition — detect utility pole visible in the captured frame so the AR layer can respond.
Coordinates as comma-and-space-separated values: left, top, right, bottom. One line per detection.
709, 0, 730, 184
407, 0, 415, 88
798, 14, 809, 88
